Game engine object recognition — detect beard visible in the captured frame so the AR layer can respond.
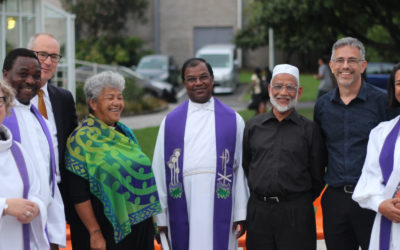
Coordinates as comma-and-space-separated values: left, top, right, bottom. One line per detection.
269, 92, 298, 113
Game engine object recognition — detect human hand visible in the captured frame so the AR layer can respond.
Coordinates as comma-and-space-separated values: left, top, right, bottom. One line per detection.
232, 220, 246, 239
378, 198, 400, 223
4, 198, 39, 224
90, 229, 106, 250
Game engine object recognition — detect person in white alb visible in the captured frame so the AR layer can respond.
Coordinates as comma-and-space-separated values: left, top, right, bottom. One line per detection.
353, 63, 400, 250
2, 48, 66, 249
152, 58, 249, 250
0, 78, 49, 250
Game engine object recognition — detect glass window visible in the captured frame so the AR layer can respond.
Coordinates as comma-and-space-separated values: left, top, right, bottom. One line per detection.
198, 54, 230, 68
5, 0, 18, 13
22, 16, 35, 47
6, 16, 19, 54
21, 0, 34, 14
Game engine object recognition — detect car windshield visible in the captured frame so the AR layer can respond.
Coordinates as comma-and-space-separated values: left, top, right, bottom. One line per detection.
198, 54, 230, 68
137, 57, 168, 70
366, 63, 394, 74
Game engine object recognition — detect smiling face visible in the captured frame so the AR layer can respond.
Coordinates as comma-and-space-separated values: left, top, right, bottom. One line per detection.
88, 87, 124, 126
183, 62, 213, 103
269, 73, 302, 116
329, 45, 367, 88
3, 56, 41, 105
31, 34, 60, 86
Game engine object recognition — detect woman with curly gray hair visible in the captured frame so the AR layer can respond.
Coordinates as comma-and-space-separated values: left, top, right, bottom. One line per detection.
0, 79, 48, 249
65, 71, 161, 250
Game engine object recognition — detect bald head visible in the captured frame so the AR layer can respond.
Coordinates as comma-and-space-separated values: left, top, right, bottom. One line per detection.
27, 33, 60, 86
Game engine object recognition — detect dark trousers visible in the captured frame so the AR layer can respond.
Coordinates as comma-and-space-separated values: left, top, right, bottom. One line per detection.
246, 193, 316, 250
322, 186, 375, 250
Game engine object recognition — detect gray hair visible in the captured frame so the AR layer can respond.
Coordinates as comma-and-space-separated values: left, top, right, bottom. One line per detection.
0, 78, 15, 115
331, 37, 366, 60
27, 33, 59, 50
84, 71, 125, 103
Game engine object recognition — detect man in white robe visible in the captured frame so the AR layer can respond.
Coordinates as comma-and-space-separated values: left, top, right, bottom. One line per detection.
152, 58, 249, 250
2, 48, 66, 249
353, 116, 400, 250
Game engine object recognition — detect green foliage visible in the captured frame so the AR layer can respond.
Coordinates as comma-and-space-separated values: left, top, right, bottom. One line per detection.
61, 0, 148, 38
76, 36, 151, 67
236, 0, 400, 62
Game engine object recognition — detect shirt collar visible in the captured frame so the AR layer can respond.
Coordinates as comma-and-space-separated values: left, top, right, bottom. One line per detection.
261, 109, 302, 125
14, 99, 32, 109
188, 97, 214, 112
330, 80, 368, 103
41, 82, 49, 98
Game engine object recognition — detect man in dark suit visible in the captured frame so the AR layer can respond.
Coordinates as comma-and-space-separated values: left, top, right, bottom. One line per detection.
28, 33, 78, 234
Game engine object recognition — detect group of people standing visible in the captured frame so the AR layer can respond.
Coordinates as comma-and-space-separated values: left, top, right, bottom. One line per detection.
1, 33, 400, 250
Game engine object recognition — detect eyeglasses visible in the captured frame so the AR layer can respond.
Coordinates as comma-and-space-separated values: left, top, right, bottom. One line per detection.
0, 96, 6, 108
34, 51, 62, 63
185, 74, 211, 84
332, 57, 363, 66
271, 84, 298, 93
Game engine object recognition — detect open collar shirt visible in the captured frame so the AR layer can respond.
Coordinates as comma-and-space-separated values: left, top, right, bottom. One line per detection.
243, 110, 326, 199
314, 81, 389, 187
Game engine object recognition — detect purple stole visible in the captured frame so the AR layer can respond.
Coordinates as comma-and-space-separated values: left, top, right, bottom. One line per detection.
10, 141, 30, 250
3, 106, 56, 196
164, 98, 237, 250
378, 118, 400, 250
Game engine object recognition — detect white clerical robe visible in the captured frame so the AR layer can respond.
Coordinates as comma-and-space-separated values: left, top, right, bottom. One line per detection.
31, 82, 60, 182
11, 101, 66, 247
353, 115, 400, 250
152, 98, 249, 250
0, 125, 48, 250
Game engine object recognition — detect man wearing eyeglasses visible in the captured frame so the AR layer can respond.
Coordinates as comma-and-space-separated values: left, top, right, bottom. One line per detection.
243, 64, 326, 250
27, 33, 77, 250
314, 37, 390, 250
152, 58, 249, 250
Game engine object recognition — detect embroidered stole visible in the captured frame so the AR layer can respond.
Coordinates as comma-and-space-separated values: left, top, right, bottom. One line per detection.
164, 98, 237, 250
3, 107, 56, 196
378, 118, 400, 250
10, 141, 30, 250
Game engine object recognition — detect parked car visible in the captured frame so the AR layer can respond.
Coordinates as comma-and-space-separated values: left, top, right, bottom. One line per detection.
75, 62, 176, 102
135, 54, 180, 87
366, 62, 395, 90
195, 44, 239, 94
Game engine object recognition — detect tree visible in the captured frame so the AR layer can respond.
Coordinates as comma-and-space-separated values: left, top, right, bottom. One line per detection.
235, 0, 400, 62
61, 0, 148, 38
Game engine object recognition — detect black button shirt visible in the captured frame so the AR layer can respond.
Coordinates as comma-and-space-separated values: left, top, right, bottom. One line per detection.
243, 110, 326, 199
314, 82, 390, 187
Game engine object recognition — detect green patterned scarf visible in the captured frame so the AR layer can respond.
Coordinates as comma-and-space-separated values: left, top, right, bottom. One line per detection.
66, 114, 161, 243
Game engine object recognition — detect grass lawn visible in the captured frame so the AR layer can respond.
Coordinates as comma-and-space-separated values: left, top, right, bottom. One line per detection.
134, 107, 315, 159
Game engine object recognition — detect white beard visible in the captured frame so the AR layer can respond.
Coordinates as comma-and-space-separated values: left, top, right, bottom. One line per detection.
269, 92, 298, 113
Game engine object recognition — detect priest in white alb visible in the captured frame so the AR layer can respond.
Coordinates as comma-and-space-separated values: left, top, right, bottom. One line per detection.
152, 58, 249, 250
2, 48, 66, 249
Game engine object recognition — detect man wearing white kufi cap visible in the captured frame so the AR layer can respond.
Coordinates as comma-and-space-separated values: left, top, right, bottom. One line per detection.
243, 64, 327, 249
